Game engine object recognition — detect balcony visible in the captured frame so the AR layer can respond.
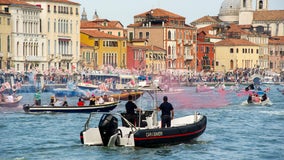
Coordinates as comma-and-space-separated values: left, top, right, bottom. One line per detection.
184, 55, 193, 60
184, 40, 188, 44
184, 40, 193, 46
61, 54, 73, 60
26, 55, 46, 62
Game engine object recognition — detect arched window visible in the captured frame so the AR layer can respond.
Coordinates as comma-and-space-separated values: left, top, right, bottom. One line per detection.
168, 46, 171, 55
58, 19, 60, 33
54, 19, 56, 32
168, 30, 171, 40
7, 36, 10, 52
243, 0, 247, 8
230, 60, 234, 70
259, 0, 263, 9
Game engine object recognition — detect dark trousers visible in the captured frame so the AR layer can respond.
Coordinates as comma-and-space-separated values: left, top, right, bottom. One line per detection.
125, 114, 137, 126
35, 100, 41, 105
161, 115, 171, 128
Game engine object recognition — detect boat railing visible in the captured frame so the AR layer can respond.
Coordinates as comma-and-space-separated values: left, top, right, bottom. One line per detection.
84, 112, 138, 132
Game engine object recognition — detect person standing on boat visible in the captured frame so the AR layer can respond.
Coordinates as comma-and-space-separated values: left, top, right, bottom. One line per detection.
261, 93, 267, 102
34, 89, 41, 105
89, 94, 96, 106
62, 96, 68, 106
49, 95, 56, 106
125, 94, 142, 126
247, 94, 253, 104
158, 96, 174, 128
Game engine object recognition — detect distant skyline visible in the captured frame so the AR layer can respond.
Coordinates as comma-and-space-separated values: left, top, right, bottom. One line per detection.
74, 0, 284, 27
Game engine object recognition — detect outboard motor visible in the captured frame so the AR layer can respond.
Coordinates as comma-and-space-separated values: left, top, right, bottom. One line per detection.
98, 114, 118, 146
23, 104, 30, 113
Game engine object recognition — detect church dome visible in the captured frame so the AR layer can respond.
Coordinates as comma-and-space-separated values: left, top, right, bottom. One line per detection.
219, 0, 240, 16
218, 0, 241, 23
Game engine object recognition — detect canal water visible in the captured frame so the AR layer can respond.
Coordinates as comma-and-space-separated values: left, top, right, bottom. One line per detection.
0, 84, 283, 160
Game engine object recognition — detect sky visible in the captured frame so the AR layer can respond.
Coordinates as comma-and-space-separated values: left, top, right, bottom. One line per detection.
74, 0, 284, 27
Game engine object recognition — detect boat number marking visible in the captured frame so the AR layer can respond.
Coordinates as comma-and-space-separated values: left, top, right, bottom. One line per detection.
146, 131, 163, 137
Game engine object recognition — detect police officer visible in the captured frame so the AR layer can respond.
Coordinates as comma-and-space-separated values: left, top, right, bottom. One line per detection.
158, 96, 174, 128
125, 94, 141, 126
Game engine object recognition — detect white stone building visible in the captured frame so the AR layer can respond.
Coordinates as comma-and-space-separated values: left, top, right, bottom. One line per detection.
0, 1, 44, 72
25, 0, 81, 71
219, 0, 284, 36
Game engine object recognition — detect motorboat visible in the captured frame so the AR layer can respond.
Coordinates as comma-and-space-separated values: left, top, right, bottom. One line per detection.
0, 95, 23, 107
77, 82, 99, 90
80, 87, 207, 147
81, 90, 144, 101
241, 98, 272, 106
23, 101, 120, 113
52, 88, 86, 97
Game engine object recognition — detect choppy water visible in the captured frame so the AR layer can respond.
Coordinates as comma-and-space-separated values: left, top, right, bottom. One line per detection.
1, 85, 284, 160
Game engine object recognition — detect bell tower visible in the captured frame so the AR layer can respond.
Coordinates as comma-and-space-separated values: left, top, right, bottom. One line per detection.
239, 0, 253, 25
256, 0, 268, 11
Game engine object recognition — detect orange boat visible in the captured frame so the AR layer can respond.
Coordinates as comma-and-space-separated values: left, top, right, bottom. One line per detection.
81, 90, 144, 101
111, 90, 143, 101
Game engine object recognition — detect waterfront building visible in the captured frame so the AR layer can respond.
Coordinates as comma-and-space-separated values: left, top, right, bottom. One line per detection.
80, 42, 94, 69
80, 30, 127, 69
0, 0, 43, 72
24, 0, 81, 72
225, 23, 269, 70
80, 10, 127, 38
268, 36, 284, 73
127, 40, 166, 75
0, 10, 11, 70
192, 0, 284, 37
196, 25, 223, 72
191, 16, 221, 29
127, 8, 197, 73
214, 38, 259, 72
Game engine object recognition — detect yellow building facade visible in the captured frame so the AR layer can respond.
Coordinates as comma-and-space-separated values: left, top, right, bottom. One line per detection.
0, 12, 12, 70
214, 39, 260, 72
80, 30, 127, 70
145, 47, 166, 75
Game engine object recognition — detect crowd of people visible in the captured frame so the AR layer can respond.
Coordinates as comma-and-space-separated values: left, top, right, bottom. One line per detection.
1, 67, 283, 90
33, 92, 116, 107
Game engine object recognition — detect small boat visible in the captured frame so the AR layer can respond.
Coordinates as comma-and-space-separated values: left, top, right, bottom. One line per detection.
0, 95, 23, 107
80, 87, 207, 147
77, 82, 99, 90
52, 88, 85, 97
82, 90, 144, 101
111, 90, 143, 101
241, 98, 272, 106
277, 88, 284, 95
23, 101, 120, 113
196, 84, 214, 92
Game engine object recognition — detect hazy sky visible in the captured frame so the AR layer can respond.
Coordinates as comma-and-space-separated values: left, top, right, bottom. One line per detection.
74, 0, 284, 27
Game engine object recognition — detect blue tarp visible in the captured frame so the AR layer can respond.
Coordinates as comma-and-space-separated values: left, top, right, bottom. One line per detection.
138, 75, 152, 81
